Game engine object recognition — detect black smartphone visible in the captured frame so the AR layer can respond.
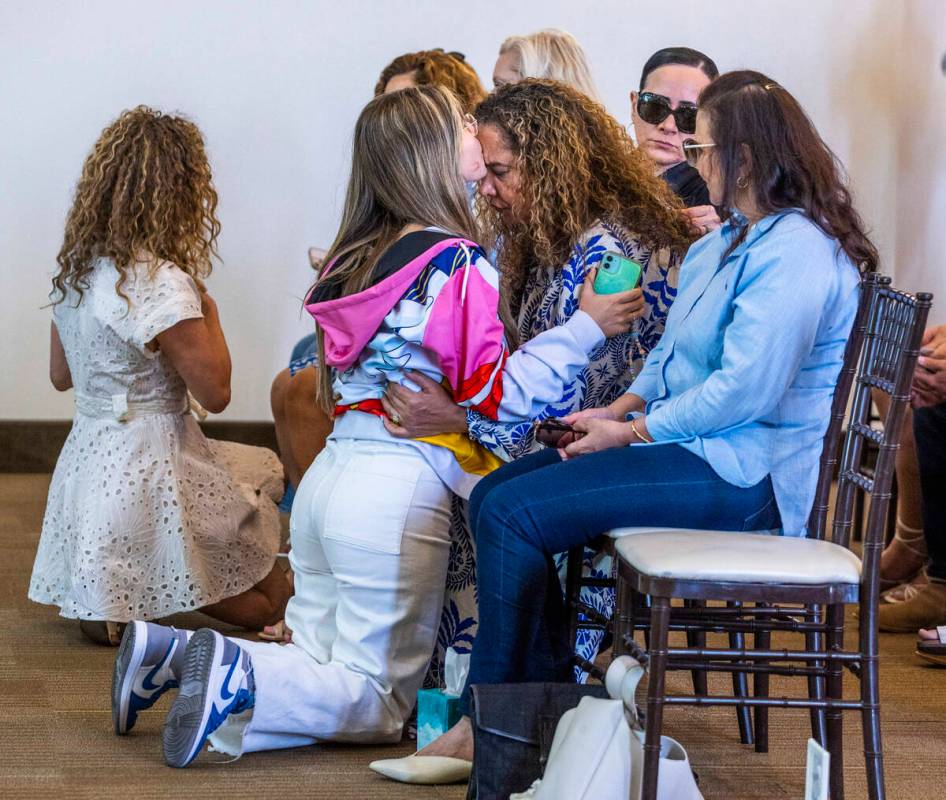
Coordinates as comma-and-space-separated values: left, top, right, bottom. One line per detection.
534, 418, 578, 448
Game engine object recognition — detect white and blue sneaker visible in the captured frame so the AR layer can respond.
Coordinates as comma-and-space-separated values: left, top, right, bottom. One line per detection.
162, 628, 255, 768
112, 620, 191, 735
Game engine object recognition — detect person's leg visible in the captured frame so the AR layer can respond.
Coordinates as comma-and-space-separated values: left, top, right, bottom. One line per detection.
284, 367, 333, 487
879, 402, 946, 631
462, 444, 779, 702
200, 564, 291, 630
204, 442, 453, 754
421, 443, 778, 760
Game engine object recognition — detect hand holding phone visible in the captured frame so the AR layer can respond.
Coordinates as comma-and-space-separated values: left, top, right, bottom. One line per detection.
534, 418, 582, 448
593, 251, 643, 295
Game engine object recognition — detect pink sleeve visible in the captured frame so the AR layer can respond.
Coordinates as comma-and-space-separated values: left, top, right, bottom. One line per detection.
421, 261, 508, 419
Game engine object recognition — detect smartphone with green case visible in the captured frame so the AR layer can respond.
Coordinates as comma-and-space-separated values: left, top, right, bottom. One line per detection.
593, 251, 643, 294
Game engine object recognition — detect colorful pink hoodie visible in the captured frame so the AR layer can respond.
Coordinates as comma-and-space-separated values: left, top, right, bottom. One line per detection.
305, 229, 605, 498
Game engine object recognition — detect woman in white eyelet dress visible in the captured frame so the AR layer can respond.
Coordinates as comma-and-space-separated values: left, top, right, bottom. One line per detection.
29, 257, 285, 625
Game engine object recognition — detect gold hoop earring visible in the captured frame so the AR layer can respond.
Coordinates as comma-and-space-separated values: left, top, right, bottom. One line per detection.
736, 176, 750, 190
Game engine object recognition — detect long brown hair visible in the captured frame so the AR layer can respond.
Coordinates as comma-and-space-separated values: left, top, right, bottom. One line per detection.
475, 80, 692, 311
312, 85, 481, 412
52, 106, 220, 305
374, 49, 487, 115
699, 70, 878, 272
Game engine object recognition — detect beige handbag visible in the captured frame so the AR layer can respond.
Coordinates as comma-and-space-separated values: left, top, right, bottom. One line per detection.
510, 656, 703, 800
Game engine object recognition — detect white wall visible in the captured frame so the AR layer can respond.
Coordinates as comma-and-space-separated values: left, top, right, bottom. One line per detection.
2, 0, 943, 419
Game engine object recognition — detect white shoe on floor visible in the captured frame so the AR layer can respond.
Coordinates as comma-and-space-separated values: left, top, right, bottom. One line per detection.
369, 754, 472, 784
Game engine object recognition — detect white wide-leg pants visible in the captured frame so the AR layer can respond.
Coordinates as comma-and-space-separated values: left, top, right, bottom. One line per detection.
209, 437, 452, 754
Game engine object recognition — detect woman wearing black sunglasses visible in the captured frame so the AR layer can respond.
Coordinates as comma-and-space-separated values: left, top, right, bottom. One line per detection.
631, 47, 720, 235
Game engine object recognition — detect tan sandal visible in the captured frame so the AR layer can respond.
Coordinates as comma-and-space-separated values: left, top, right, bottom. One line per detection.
879, 581, 946, 632
880, 519, 927, 590
79, 620, 126, 646
880, 568, 928, 604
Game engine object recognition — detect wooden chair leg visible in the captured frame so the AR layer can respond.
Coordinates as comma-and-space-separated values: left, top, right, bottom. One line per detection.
807, 604, 828, 747
825, 603, 846, 800
729, 602, 754, 745
565, 545, 584, 652
684, 599, 708, 695
635, 589, 652, 650
853, 490, 864, 542
861, 630, 886, 800
884, 473, 898, 546
642, 595, 671, 800
752, 603, 771, 753
613, 570, 631, 658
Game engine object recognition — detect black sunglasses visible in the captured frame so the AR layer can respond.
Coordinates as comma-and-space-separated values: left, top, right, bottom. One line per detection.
636, 92, 698, 135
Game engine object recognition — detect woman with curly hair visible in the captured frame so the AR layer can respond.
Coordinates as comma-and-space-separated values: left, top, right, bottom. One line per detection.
375, 48, 487, 113
380, 79, 691, 688
30, 107, 290, 646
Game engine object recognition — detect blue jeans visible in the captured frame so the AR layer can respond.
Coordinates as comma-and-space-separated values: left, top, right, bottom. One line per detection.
459, 443, 781, 712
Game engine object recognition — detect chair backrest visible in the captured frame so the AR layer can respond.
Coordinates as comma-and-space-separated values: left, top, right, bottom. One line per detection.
830, 283, 933, 591
805, 272, 883, 540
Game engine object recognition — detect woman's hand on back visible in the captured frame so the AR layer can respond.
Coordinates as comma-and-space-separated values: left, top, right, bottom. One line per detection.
579, 271, 645, 338
382, 370, 468, 438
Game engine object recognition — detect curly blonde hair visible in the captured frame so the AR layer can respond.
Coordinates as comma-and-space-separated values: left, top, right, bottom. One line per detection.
475, 80, 692, 310
375, 49, 487, 114
52, 105, 220, 305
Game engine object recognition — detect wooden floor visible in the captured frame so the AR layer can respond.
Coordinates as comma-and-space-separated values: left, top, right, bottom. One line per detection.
2, 473, 944, 799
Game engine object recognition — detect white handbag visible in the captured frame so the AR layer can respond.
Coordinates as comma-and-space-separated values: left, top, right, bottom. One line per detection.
510, 656, 703, 800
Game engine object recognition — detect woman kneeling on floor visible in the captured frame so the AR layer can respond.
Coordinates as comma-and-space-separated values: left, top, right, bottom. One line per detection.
30, 107, 290, 646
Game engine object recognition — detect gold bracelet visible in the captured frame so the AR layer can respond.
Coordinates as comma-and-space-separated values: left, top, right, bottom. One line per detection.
629, 418, 653, 444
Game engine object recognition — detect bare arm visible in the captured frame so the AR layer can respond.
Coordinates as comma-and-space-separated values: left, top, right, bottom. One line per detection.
49, 322, 72, 391
155, 292, 232, 413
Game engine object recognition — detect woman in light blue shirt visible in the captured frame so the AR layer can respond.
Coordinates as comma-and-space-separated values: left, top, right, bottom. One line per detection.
400, 70, 880, 771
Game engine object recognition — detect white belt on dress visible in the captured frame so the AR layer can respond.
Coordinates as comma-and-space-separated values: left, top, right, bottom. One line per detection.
74, 392, 191, 422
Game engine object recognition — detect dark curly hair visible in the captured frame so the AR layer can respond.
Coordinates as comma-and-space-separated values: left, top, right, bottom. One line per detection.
52, 106, 220, 306
375, 49, 487, 115
475, 80, 692, 310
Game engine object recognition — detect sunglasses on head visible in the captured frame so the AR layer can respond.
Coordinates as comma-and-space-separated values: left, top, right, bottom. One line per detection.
636, 92, 698, 134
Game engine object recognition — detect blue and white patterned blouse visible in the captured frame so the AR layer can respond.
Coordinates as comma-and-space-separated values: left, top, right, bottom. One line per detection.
426, 218, 682, 686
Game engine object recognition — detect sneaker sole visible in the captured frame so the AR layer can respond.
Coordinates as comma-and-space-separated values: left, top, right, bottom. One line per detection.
112, 621, 148, 735
162, 628, 221, 768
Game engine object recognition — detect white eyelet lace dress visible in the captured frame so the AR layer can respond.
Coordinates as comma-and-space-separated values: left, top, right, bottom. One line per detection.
28, 259, 283, 622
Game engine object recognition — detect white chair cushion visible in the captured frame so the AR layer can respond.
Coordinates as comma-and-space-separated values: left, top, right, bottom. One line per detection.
612, 530, 862, 585
605, 526, 780, 538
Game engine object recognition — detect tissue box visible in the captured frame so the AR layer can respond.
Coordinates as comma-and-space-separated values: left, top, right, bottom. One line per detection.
416, 688, 462, 750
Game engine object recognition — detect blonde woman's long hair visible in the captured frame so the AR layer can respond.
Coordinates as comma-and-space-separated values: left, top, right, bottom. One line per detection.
313, 85, 480, 412
499, 29, 600, 101
52, 106, 220, 306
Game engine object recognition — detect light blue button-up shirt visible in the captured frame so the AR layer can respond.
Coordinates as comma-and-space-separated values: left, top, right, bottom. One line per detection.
629, 209, 861, 537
